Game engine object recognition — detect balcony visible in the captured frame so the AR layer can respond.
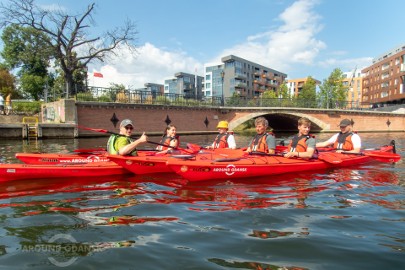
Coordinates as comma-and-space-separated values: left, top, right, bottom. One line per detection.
235, 73, 246, 79
253, 80, 265, 85
235, 83, 247, 88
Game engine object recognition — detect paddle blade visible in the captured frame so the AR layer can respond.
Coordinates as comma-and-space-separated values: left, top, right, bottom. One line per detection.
365, 151, 401, 163
77, 126, 109, 133
187, 143, 202, 152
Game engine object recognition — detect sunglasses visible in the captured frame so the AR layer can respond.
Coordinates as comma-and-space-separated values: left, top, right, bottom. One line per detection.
125, 126, 133, 130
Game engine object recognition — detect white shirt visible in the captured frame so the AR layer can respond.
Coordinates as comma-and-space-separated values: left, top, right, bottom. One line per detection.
326, 132, 361, 149
227, 134, 236, 149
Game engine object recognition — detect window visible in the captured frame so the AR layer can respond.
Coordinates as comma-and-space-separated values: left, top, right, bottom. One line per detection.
205, 83, 211, 89
206, 74, 211, 80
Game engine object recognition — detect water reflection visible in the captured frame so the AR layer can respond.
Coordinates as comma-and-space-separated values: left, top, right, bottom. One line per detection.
1, 166, 401, 215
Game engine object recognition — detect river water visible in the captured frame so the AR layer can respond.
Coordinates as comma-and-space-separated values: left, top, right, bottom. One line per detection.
0, 132, 404, 269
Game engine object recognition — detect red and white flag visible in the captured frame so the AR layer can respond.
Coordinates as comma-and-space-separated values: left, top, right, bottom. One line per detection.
93, 72, 103, 78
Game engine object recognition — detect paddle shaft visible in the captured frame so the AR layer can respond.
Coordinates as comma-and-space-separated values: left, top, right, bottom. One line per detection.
341, 151, 401, 162
77, 126, 182, 150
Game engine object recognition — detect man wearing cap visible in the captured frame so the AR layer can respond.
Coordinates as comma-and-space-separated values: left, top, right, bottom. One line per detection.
316, 118, 361, 153
206, 121, 236, 149
107, 119, 148, 156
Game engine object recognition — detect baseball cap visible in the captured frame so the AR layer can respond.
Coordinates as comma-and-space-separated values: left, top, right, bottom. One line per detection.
338, 119, 352, 127
120, 119, 133, 128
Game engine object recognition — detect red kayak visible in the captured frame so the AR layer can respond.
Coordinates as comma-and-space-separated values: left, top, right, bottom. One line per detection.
15, 150, 159, 165
16, 152, 110, 164
166, 144, 400, 182
0, 162, 129, 182
107, 147, 258, 175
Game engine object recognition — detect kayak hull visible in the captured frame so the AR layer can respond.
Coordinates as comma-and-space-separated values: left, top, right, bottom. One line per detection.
166, 146, 397, 182
0, 162, 128, 182
107, 148, 250, 175
16, 153, 111, 164
107, 155, 173, 174
15, 150, 157, 165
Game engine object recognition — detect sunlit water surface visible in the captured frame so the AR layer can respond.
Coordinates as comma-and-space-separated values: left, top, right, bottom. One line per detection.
0, 133, 404, 270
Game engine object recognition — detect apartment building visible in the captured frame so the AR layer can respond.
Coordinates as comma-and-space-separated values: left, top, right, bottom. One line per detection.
286, 77, 321, 97
164, 72, 204, 98
204, 55, 287, 99
362, 44, 405, 106
342, 71, 363, 107
144, 83, 164, 95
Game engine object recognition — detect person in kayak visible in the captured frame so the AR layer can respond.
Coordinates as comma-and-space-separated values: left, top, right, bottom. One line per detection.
206, 121, 236, 149
284, 117, 316, 159
156, 124, 179, 154
245, 117, 276, 154
107, 119, 148, 156
316, 118, 361, 153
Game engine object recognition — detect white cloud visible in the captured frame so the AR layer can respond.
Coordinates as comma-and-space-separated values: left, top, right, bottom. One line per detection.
212, 0, 325, 73
89, 43, 202, 88
89, 0, 368, 87
319, 57, 373, 71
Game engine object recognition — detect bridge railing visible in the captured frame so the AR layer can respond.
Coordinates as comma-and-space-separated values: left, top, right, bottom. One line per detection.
74, 86, 372, 111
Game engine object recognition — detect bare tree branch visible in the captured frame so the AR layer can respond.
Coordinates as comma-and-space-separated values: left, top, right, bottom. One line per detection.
0, 0, 138, 94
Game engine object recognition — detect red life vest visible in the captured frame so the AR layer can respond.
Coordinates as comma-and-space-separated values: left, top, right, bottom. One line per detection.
212, 133, 230, 149
288, 135, 313, 152
333, 132, 354, 151
249, 132, 274, 153
157, 136, 179, 151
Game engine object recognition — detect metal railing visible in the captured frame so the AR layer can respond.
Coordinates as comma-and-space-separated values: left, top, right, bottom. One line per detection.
42, 84, 380, 111
71, 86, 374, 110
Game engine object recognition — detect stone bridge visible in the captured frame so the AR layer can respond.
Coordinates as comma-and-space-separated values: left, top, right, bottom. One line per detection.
38, 100, 405, 137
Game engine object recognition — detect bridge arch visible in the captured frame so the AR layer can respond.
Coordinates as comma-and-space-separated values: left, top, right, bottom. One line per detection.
229, 111, 329, 132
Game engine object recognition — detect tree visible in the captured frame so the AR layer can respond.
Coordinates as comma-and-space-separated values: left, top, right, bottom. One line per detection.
319, 68, 347, 109
298, 76, 317, 107
0, 0, 138, 97
0, 66, 16, 97
278, 82, 290, 99
1, 24, 52, 99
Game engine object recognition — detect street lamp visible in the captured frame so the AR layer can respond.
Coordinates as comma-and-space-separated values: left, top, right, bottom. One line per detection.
220, 70, 225, 106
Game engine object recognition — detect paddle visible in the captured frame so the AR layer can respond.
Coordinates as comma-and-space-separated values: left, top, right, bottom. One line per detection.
77, 126, 194, 154
249, 151, 342, 164
211, 151, 343, 165
341, 151, 401, 163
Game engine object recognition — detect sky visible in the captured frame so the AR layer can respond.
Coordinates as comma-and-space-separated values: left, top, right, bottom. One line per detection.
1, 0, 405, 89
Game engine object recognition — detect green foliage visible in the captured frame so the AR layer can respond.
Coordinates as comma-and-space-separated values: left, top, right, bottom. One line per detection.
19, 73, 47, 100
319, 68, 348, 109
298, 76, 317, 107
12, 100, 42, 114
1, 25, 52, 71
278, 83, 290, 99
76, 92, 95, 101
227, 93, 245, 106
155, 95, 171, 105
262, 90, 277, 99
300, 77, 317, 99
1, 25, 52, 100
0, 67, 16, 97
98, 95, 112, 102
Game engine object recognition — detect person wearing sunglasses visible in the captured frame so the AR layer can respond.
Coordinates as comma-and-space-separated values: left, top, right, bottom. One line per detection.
315, 118, 361, 153
107, 119, 148, 155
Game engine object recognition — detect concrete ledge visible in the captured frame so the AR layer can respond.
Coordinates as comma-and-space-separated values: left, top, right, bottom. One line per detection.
0, 124, 25, 138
